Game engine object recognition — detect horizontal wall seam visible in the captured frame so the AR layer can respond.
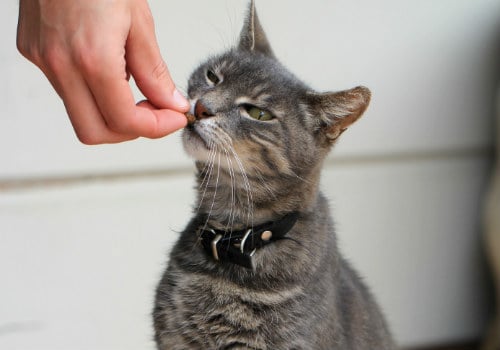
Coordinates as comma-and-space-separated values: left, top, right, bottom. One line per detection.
0, 147, 494, 192
325, 146, 494, 167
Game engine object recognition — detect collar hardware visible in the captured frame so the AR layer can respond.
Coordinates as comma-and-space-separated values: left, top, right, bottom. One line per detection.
198, 212, 299, 270
240, 229, 254, 254
210, 232, 223, 261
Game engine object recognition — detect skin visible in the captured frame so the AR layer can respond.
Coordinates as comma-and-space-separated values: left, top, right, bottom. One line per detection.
17, 0, 190, 145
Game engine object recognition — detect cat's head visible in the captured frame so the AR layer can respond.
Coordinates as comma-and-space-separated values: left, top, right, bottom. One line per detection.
183, 1, 370, 212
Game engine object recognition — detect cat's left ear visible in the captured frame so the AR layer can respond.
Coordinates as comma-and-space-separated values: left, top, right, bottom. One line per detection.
238, 1, 274, 57
308, 86, 371, 142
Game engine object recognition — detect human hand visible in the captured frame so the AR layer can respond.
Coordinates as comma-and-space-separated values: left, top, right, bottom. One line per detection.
17, 0, 190, 145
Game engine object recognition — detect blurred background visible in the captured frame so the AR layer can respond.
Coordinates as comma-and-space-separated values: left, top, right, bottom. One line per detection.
1, 0, 499, 349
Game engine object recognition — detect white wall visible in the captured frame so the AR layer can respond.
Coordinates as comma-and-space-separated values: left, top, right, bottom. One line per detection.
1, 0, 498, 349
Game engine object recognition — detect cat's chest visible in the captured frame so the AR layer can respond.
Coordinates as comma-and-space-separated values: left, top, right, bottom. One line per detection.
169, 272, 305, 349
172, 275, 266, 348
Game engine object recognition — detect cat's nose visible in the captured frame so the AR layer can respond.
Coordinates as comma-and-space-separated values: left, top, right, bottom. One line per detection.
194, 100, 215, 120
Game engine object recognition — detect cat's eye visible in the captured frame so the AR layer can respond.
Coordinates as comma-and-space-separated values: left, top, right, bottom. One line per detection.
206, 69, 221, 85
245, 106, 275, 121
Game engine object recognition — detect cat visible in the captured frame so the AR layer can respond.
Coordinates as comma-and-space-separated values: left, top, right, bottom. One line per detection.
153, 1, 395, 349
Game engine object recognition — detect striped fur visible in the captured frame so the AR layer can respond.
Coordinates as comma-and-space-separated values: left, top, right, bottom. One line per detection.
153, 2, 393, 349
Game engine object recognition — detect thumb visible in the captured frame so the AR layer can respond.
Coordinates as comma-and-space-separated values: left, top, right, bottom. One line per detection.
126, 3, 189, 112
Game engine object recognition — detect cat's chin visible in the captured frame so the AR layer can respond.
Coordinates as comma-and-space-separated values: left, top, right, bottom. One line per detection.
182, 129, 244, 174
182, 127, 213, 162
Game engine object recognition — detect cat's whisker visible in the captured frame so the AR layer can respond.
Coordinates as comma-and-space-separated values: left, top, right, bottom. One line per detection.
191, 144, 219, 254
254, 170, 278, 200
289, 170, 314, 186
196, 141, 217, 214
201, 150, 222, 234
197, 145, 214, 190
222, 140, 254, 229
209, 131, 239, 228
198, 142, 217, 190
192, 151, 220, 253
216, 132, 258, 230
222, 146, 237, 234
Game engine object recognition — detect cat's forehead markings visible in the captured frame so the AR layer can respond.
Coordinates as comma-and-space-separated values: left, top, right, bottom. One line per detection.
249, 85, 271, 100
235, 94, 272, 107
212, 60, 231, 74
235, 97, 252, 106
255, 93, 271, 102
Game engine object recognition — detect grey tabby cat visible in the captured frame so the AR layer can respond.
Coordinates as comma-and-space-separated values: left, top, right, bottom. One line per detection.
154, 2, 394, 349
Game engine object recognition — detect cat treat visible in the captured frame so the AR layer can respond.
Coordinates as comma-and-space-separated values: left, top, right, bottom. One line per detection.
185, 112, 196, 125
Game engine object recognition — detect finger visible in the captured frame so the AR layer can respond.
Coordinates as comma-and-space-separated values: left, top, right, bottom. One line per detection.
16, 0, 41, 64
126, 2, 189, 113
46, 57, 137, 144
17, 12, 136, 145
137, 100, 188, 137
64, 84, 138, 144
81, 52, 186, 139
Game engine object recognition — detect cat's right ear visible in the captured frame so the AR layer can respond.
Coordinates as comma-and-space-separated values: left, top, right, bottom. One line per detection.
307, 86, 371, 143
238, 1, 275, 57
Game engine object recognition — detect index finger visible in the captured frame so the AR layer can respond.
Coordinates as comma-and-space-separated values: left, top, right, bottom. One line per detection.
125, 1, 189, 114
80, 53, 187, 138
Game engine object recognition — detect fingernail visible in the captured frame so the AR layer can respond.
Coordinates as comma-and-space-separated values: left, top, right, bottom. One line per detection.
173, 89, 190, 110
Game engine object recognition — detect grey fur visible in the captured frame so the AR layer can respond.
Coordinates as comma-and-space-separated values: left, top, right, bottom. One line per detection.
153, 2, 394, 349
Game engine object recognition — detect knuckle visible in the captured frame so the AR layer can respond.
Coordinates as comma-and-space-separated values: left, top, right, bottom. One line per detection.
17, 39, 42, 66
16, 38, 30, 58
72, 119, 109, 145
71, 44, 104, 76
74, 53, 96, 75
40, 45, 66, 73
75, 130, 103, 145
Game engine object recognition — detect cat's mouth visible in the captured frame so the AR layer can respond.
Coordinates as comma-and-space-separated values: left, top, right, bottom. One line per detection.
182, 100, 236, 163
182, 122, 216, 163
184, 124, 209, 149
184, 103, 208, 148
182, 119, 240, 171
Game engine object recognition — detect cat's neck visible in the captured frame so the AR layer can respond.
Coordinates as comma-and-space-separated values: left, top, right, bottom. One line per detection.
194, 164, 321, 229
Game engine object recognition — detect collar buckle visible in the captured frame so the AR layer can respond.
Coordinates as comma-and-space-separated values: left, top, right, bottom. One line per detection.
210, 232, 223, 261
199, 212, 300, 270
240, 229, 253, 254
208, 229, 256, 269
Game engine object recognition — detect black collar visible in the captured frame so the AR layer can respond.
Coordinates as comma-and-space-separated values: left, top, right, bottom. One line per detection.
198, 212, 300, 270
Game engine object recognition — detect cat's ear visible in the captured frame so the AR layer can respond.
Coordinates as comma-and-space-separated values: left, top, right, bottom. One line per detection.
238, 1, 274, 57
308, 86, 371, 143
